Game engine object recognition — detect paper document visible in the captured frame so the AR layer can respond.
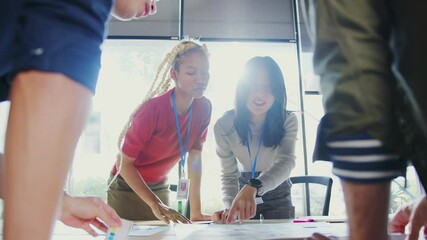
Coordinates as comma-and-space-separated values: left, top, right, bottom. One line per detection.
129, 225, 169, 236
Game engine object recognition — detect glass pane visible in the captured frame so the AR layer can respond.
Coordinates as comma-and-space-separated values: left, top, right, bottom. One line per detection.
183, 0, 295, 40
107, 0, 179, 38
71, 40, 179, 199
70, 40, 304, 215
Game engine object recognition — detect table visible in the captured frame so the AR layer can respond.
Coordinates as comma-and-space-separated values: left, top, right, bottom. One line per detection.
53, 218, 411, 240
0, 218, 412, 240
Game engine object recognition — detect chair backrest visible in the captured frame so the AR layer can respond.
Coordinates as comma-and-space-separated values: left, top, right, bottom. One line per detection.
290, 176, 333, 216
169, 184, 190, 218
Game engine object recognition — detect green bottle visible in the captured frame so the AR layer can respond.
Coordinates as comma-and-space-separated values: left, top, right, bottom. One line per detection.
177, 200, 183, 214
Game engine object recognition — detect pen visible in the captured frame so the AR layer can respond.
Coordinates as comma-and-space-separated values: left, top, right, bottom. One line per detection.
293, 218, 315, 223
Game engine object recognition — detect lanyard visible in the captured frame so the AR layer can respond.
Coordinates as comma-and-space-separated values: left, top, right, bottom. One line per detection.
171, 90, 192, 179
246, 131, 263, 179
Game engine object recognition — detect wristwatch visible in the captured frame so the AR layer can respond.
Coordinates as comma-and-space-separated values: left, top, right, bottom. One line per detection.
246, 178, 262, 196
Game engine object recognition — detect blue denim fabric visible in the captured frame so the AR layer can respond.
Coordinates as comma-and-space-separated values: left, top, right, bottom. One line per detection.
0, 0, 113, 101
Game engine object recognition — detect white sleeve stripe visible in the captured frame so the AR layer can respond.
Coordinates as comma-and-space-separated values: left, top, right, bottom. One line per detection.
332, 168, 401, 179
327, 139, 383, 148
331, 154, 398, 162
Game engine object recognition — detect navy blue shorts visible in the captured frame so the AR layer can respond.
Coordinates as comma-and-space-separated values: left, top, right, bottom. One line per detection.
0, 0, 113, 102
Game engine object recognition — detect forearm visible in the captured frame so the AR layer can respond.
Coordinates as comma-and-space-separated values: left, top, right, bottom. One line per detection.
258, 157, 295, 195
221, 176, 239, 209
188, 151, 203, 215
4, 71, 91, 240
342, 180, 390, 240
188, 170, 202, 215
219, 158, 240, 209
120, 161, 161, 208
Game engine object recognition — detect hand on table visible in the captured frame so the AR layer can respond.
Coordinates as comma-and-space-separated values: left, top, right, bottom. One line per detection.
191, 212, 212, 221
304, 233, 338, 240
212, 185, 258, 224
212, 208, 231, 224
151, 202, 191, 224
60, 193, 122, 237
226, 185, 258, 223
389, 196, 427, 240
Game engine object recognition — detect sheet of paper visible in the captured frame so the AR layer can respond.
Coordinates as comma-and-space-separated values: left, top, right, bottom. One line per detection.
129, 225, 169, 236
173, 222, 349, 240
173, 222, 413, 240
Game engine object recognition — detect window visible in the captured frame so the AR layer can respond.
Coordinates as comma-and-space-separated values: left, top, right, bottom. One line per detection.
0, 0, 422, 220
70, 39, 306, 215
69, 40, 179, 199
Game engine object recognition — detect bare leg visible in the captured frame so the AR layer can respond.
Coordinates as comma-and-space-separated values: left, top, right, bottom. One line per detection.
342, 180, 390, 240
4, 70, 92, 240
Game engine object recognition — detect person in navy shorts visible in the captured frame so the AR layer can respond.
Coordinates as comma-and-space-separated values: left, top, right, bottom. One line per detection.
0, 0, 157, 239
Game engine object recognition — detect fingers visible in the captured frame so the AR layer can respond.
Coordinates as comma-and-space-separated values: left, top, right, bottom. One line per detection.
168, 213, 180, 224
247, 204, 255, 220
143, 0, 156, 17
221, 210, 228, 224
98, 200, 122, 228
389, 215, 408, 233
160, 213, 191, 224
226, 206, 237, 224
159, 214, 170, 224
90, 219, 109, 233
80, 222, 99, 237
212, 210, 225, 223
211, 212, 221, 222
175, 213, 192, 224
150, 0, 157, 15
304, 233, 337, 240
228, 203, 255, 223
389, 205, 411, 233
156, 208, 191, 224
238, 208, 245, 223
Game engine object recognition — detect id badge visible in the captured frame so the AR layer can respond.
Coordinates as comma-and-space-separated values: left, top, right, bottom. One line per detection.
255, 197, 264, 205
105, 218, 132, 240
177, 178, 190, 200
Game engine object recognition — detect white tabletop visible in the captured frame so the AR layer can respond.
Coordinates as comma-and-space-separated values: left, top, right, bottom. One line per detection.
0, 218, 412, 240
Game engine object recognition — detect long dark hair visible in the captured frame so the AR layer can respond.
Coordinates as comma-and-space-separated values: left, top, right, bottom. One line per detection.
234, 56, 287, 148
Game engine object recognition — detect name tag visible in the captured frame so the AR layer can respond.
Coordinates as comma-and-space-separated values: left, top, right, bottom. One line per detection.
105, 219, 132, 240
177, 178, 190, 200
255, 197, 264, 205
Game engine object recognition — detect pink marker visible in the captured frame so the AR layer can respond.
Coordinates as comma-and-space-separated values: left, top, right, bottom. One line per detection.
293, 218, 315, 223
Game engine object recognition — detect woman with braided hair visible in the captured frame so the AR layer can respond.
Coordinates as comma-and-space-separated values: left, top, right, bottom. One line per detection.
107, 40, 212, 223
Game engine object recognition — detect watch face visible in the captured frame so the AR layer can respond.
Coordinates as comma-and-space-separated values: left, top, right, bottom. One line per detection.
247, 178, 262, 188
